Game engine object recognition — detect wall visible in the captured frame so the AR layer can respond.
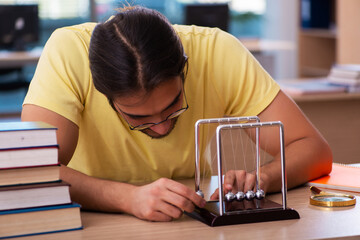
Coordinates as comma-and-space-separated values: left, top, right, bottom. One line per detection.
263, 0, 298, 79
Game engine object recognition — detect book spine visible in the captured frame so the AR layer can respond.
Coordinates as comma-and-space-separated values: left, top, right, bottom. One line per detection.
0, 121, 57, 132
0, 144, 59, 151
0, 226, 83, 240
0, 163, 60, 171
0, 202, 81, 215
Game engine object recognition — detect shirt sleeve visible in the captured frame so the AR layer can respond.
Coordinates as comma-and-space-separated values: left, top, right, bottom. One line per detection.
23, 27, 92, 126
209, 30, 280, 117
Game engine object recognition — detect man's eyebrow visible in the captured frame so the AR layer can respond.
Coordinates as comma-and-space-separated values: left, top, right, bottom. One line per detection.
121, 89, 182, 119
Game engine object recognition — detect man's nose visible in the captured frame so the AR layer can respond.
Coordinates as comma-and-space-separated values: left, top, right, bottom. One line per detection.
149, 119, 172, 135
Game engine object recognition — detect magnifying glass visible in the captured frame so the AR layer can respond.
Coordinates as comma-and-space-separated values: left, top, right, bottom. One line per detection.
309, 186, 356, 207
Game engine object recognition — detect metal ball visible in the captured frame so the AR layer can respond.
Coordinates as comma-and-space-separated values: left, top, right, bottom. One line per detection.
245, 190, 255, 201
196, 190, 204, 198
225, 192, 236, 202
255, 189, 265, 199
235, 191, 245, 201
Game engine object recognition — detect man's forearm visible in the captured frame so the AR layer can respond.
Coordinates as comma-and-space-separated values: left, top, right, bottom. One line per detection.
263, 136, 332, 193
59, 165, 206, 222
60, 164, 135, 213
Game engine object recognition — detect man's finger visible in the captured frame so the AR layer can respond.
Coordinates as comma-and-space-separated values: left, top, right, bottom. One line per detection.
234, 170, 246, 192
223, 170, 236, 192
162, 190, 196, 213
243, 173, 256, 192
162, 178, 206, 208
156, 200, 184, 219
210, 188, 219, 200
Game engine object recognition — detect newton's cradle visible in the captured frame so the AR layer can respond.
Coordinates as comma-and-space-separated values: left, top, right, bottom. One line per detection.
185, 116, 300, 227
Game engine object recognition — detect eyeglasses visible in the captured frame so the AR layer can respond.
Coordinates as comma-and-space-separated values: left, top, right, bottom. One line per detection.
118, 90, 189, 131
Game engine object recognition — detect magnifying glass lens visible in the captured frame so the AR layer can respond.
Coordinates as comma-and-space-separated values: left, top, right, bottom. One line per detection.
309, 186, 357, 207
314, 196, 354, 202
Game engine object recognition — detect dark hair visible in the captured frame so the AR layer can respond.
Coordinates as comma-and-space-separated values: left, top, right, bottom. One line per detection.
89, 6, 188, 106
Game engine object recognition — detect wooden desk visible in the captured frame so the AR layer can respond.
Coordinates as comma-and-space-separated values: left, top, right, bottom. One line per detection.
0, 48, 42, 68
11, 178, 360, 240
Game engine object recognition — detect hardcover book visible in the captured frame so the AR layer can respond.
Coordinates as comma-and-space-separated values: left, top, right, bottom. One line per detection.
0, 121, 57, 149
0, 164, 60, 186
0, 203, 82, 239
0, 145, 59, 169
0, 181, 71, 211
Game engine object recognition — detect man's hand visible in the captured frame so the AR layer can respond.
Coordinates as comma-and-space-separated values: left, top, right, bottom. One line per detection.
128, 178, 206, 222
210, 170, 269, 200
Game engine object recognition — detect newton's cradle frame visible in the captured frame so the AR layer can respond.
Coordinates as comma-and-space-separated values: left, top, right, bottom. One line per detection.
186, 116, 300, 227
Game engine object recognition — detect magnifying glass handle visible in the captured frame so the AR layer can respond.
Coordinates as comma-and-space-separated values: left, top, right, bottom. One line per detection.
310, 186, 323, 195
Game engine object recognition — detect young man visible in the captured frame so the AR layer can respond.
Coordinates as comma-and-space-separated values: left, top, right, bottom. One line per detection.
21, 6, 332, 222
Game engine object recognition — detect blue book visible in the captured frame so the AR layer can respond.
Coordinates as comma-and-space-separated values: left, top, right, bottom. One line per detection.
0, 203, 82, 239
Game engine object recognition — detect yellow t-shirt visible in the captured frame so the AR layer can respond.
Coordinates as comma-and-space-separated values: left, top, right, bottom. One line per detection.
23, 23, 280, 183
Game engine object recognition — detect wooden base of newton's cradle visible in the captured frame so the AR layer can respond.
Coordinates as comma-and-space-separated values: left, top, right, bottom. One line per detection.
186, 198, 300, 227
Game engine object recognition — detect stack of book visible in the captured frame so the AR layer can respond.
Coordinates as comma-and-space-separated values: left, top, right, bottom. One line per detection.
0, 121, 82, 239
328, 64, 360, 93
278, 78, 347, 96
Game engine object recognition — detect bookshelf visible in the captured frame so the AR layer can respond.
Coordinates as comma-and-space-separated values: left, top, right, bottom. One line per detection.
298, 0, 360, 77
